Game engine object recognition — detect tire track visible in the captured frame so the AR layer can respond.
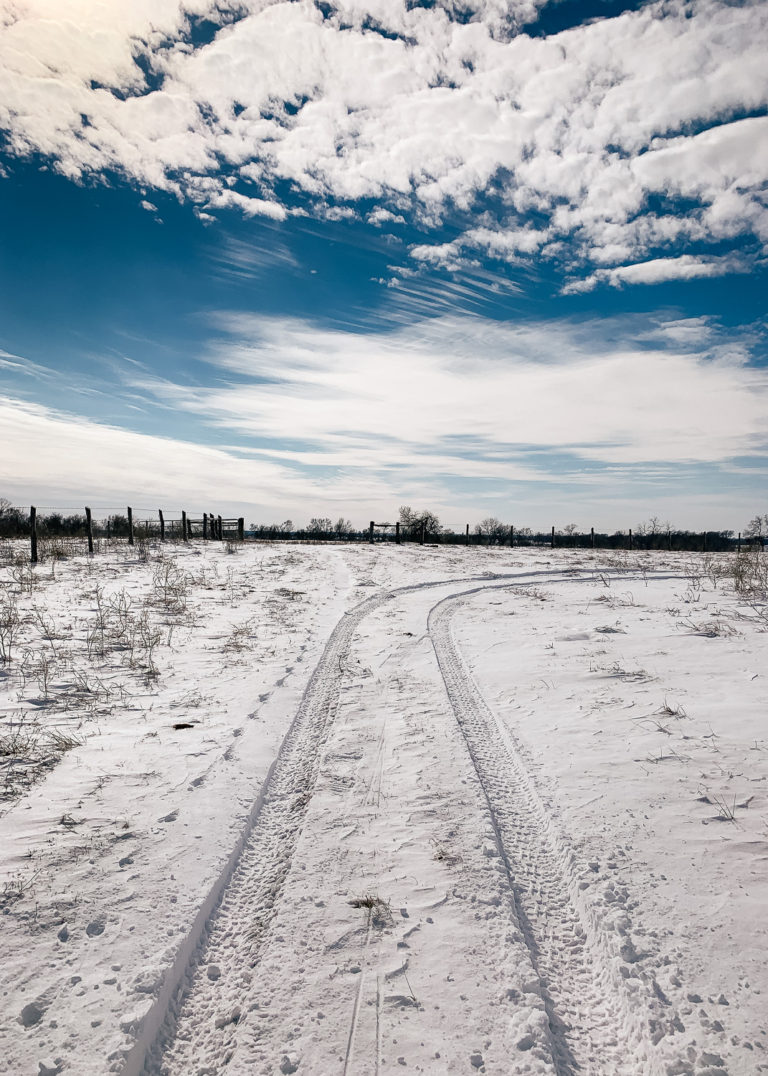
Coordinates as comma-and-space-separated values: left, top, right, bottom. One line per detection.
123, 565, 670, 1075
429, 590, 668, 1076
123, 590, 390, 1076
124, 573, 525, 1075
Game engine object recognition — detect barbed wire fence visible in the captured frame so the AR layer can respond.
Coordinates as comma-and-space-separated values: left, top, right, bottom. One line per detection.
0, 504, 245, 564
0, 502, 762, 565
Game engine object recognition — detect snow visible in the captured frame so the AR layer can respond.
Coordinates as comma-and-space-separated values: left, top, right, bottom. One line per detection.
1, 541, 766, 1075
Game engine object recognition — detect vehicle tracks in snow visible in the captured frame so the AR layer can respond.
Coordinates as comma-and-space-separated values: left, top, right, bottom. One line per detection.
124, 567, 679, 1075
430, 588, 669, 1076
123, 589, 390, 1075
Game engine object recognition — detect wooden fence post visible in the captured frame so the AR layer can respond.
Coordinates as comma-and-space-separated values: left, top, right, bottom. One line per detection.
668, 528, 672, 551
217, 515, 223, 541
420, 521, 425, 546
590, 526, 595, 549
30, 506, 38, 564
465, 523, 470, 546
127, 507, 134, 546
628, 528, 633, 550
238, 518, 244, 542
551, 526, 555, 549
510, 525, 514, 547
737, 531, 741, 552
85, 506, 94, 555
702, 531, 706, 553
395, 521, 401, 545
182, 510, 188, 542
159, 510, 165, 541
369, 521, 375, 544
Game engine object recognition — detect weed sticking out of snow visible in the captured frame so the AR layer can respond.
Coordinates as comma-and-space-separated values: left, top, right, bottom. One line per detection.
348, 891, 393, 926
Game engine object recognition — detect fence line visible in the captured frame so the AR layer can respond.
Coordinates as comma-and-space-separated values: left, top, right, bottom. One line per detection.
12, 506, 245, 564
0, 504, 763, 564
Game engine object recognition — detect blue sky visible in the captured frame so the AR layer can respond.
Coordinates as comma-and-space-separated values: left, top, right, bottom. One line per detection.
1, 0, 767, 531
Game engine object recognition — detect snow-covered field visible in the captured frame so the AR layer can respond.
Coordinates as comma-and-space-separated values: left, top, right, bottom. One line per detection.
1, 540, 766, 1075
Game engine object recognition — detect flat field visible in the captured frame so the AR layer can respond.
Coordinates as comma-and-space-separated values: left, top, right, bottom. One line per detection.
1, 540, 766, 1075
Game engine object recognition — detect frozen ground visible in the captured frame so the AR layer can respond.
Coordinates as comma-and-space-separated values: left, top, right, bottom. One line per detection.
1, 540, 766, 1075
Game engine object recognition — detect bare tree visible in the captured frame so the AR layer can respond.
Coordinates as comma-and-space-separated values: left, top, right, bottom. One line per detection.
475, 517, 508, 544
399, 506, 442, 539
0, 498, 26, 537
307, 517, 333, 536
636, 517, 672, 536
334, 517, 352, 537
745, 514, 768, 538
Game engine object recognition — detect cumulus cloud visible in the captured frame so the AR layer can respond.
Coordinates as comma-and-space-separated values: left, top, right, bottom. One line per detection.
563, 254, 748, 293
1, 0, 767, 284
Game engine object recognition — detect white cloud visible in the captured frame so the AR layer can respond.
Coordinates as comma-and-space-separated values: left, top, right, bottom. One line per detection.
127, 314, 768, 469
632, 117, 768, 199
367, 207, 405, 226
564, 254, 747, 293
1, 0, 767, 279
204, 188, 288, 220
409, 241, 471, 272
0, 394, 401, 519
0, 348, 55, 380
642, 317, 715, 349
210, 234, 300, 279
3, 309, 767, 527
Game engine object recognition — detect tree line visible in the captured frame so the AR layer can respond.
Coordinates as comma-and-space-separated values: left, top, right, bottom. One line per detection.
1, 498, 764, 549
250, 507, 754, 551
0, 500, 132, 538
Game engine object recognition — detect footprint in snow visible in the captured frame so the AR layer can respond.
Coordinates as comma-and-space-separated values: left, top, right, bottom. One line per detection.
158, 810, 178, 823
19, 1001, 45, 1027
38, 1060, 63, 1076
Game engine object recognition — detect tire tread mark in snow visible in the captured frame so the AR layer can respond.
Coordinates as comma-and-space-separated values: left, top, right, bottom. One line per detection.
429, 592, 668, 1076
127, 572, 574, 1073
128, 574, 528, 1074
125, 568, 670, 1075
128, 591, 389, 1076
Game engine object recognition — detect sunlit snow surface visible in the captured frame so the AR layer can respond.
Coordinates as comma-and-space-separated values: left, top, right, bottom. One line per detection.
1, 540, 765, 1074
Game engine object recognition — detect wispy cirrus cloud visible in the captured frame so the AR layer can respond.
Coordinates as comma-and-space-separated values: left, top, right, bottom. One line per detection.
2, 309, 766, 527
0, 393, 399, 517
124, 313, 768, 473
0, 348, 55, 380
